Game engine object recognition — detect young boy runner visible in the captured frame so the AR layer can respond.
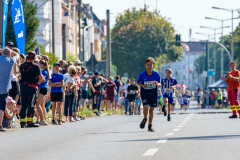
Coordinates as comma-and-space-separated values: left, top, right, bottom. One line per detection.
137, 57, 161, 132
161, 68, 178, 121
127, 78, 138, 115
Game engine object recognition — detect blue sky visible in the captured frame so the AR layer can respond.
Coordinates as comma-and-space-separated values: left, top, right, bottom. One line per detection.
84, 0, 240, 41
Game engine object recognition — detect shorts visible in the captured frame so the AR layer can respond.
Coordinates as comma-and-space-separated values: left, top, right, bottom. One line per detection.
197, 96, 200, 103
163, 94, 175, 105
135, 98, 141, 106
88, 92, 93, 100
0, 93, 8, 111
184, 100, 188, 105
39, 88, 48, 95
51, 92, 63, 102
141, 91, 157, 108
8, 81, 20, 100
211, 99, 216, 105
128, 95, 136, 103
82, 90, 88, 99
218, 99, 222, 105
105, 95, 115, 101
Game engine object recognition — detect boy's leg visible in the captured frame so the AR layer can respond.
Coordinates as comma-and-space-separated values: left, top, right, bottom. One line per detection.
140, 105, 149, 129
149, 107, 154, 125
163, 98, 168, 116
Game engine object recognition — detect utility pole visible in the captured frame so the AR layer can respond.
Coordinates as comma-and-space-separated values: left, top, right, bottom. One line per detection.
52, 0, 55, 54
106, 10, 111, 77
231, 10, 234, 60
0, 1, 3, 48
221, 20, 224, 76
213, 28, 216, 82
78, 0, 82, 60
205, 41, 210, 108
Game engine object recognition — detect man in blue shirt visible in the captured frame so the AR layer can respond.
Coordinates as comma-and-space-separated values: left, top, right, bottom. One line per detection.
137, 57, 161, 132
0, 48, 19, 131
161, 68, 178, 121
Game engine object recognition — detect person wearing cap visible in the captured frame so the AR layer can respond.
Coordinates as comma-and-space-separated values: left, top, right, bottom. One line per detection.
6, 42, 14, 50
74, 60, 82, 67
221, 61, 240, 118
92, 72, 102, 116
19, 51, 43, 128
217, 88, 223, 109
0, 48, 19, 131
49, 63, 65, 125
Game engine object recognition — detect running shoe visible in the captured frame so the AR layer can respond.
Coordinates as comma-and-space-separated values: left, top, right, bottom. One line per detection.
167, 115, 171, 121
229, 115, 237, 118
52, 120, 58, 125
74, 117, 80, 121
162, 105, 167, 116
148, 124, 155, 132
58, 120, 62, 125
95, 112, 100, 116
0, 126, 7, 132
38, 120, 48, 125
79, 116, 85, 120
140, 118, 147, 129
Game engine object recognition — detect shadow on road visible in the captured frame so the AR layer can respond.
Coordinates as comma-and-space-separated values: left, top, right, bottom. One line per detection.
85, 131, 143, 135
111, 134, 240, 142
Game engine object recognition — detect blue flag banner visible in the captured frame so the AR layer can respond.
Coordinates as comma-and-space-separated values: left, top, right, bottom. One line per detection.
2, 0, 9, 48
11, 0, 26, 54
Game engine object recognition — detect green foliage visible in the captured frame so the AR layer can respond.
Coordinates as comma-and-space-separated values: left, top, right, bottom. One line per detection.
67, 52, 78, 63
111, 8, 183, 78
42, 52, 59, 66
6, 0, 40, 53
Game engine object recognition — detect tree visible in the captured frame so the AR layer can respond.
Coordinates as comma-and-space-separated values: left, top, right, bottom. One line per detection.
6, 0, 40, 53
111, 8, 183, 78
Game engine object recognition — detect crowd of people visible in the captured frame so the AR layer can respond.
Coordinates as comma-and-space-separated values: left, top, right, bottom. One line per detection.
1, 42, 240, 132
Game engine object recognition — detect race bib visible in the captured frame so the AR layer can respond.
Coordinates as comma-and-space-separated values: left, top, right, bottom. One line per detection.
130, 90, 136, 94
144, 81, 156, 89
164, 88, 173, 94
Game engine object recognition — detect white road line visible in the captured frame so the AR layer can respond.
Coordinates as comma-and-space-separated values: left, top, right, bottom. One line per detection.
172, 128, 180, 132
180, 123, 186, 126
177, 125, 183, 128
156, 139, 168, 144
183, 120, 188, 123
165, 133, 174, 136
143, 148, 159, 156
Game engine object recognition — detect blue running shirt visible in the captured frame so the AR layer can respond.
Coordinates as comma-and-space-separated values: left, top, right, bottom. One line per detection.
161, 77, 178, 97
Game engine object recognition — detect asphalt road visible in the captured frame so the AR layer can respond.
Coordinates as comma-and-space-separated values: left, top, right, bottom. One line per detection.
1, 101, 240, 160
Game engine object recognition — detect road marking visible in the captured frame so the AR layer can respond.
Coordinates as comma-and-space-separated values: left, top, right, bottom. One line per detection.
183, 120, 188, 123
156, 139, 168, 144
165, 133, 174, 136
177, 125, 183, 128
180, 123, 186, 126
172, 128, 180, 132
143, 148, 159, 156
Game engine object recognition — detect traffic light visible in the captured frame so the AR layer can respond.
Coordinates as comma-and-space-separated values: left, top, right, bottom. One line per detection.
81, 18, 87, 28
175, 34, 181, 46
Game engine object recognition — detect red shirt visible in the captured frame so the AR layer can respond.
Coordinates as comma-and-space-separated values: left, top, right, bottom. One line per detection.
75, 75, 81, 91
227, 70, 240, 91
105, 81, 116, 97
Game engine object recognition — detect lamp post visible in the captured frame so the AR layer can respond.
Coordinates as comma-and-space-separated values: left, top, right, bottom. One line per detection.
200, 26, 230, 81
212, 7, 240, 60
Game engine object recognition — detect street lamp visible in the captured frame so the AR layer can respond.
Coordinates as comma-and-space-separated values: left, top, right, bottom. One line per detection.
212, 7, 240, 60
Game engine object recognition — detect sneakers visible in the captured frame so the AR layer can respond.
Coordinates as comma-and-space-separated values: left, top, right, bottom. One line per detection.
148, 124, 155, 132
229, 115, 238, 118
95, 112, 100, 116
162, 105, 167, 116
167, 115, 171, 121
58, 120, 62, 125
52, 120, 58, 125
0, 126, 7, 132
74, 117, 80, 121
140, 118, 147, 129
27, 122, 40, 128
20, 123, 27, 128
79, 116, 85, 120
38, 120, 48, 125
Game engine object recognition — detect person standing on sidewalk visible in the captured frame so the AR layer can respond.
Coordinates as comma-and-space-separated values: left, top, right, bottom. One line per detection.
92, 72, 101, 116
221, 61, 240, 118
19, 51, 43, 128
217, 88, 223, 109
0, 48, 19, 131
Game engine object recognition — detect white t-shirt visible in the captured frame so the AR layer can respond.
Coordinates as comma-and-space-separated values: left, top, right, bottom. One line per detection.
122, 83, 130, 98
64, 73, 75, 87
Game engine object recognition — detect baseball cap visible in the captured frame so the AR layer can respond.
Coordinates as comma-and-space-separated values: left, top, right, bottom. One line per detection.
54, 62, 60, 67
94, 71, 100, 75
6, 42, 14, 47
75, 60, 82, 65
27, 51, 37, 60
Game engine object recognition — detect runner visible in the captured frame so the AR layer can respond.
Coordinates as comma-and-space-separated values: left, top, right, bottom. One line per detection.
122, 80, 130, 115
161, 68, 178, 121
114, 75, 122, 110
137, 57, 161, 132
221, 61, 240, 118
182, 91, 190, 113
92, 72, 102, 116
105, 77, 116, 110
127, 78, 139, 115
